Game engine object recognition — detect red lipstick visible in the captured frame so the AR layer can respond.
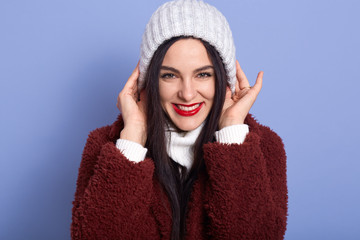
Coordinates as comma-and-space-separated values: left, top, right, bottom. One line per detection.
172, 102, 204, 117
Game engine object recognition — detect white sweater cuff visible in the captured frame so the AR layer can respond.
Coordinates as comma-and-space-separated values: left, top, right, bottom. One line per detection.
116, 139, 148, 163
215, 124, 249, 144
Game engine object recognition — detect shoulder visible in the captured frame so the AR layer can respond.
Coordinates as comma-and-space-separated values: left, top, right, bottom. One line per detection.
89, 114, 124, 140
244, 114, 285, 150
85, 114, 124, 148
244, 114, 287, 175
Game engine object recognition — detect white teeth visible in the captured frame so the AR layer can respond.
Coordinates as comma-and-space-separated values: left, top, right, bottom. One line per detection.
177, 103, 200, 111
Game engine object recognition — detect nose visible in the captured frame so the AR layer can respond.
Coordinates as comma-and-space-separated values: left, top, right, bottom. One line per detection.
178, 78, 197, 102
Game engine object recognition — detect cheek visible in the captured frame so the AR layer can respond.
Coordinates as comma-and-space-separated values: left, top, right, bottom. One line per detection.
159, 82, 173, 106
201, 79, 216, 100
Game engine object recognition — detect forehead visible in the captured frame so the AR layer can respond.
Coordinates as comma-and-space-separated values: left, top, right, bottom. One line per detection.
162, 38, 212, 70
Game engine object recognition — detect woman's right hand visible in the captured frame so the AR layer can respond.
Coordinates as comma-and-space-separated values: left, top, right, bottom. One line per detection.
116, 62, 147, 146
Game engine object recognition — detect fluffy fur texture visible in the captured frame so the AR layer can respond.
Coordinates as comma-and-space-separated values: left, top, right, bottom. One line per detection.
71, 114, 288, 239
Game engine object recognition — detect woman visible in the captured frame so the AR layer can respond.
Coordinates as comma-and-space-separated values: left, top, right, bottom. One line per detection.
71, 0, 288, 239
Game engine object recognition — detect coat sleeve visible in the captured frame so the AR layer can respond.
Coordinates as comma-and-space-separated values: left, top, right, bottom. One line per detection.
71, 126, 158, 239
203, 123, 288, 239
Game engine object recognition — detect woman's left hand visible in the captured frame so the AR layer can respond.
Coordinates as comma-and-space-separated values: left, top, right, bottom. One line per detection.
219, 60, 263, 129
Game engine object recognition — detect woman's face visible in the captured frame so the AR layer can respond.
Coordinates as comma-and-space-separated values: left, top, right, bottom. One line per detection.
159, 38, 215, 131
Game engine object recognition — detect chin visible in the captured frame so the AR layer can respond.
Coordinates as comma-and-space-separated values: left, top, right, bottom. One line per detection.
173, 119, 204, 132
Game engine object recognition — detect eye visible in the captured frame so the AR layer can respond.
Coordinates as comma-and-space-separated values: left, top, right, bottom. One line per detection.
197, 72, 212, 78
160, 73, 176, 79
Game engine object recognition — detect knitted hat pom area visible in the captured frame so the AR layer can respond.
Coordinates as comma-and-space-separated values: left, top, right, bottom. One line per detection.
138, 0, 237, 94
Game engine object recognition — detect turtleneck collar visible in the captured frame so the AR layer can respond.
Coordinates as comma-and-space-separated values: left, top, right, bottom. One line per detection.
165, 122, 205, 170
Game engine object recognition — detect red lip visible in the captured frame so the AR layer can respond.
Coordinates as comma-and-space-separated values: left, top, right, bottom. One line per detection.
172, 102, 204, 117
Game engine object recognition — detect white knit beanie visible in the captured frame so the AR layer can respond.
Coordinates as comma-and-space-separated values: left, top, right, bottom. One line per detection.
139, 0, 237, 93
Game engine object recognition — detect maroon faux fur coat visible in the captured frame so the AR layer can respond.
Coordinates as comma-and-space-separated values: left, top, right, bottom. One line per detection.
71, 114, 288, 239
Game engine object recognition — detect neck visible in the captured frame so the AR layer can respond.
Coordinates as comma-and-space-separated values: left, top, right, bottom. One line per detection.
165, 122, 205, 170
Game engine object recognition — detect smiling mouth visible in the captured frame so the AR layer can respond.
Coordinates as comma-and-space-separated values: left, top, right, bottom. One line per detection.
172, 102, 204, 117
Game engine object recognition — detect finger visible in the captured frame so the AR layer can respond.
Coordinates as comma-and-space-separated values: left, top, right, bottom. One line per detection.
117, 92, 123, 111
234, 71, 263, 103
138, 89, 146, 102
234, 61, 241, 95
235, 75, 240, 94
225, 86, 232, 100
123, 62, 140, 92
250, 71, 263, 96
118, 62, 140, 110
137, 90, 147, 112
236, 60, 251, 90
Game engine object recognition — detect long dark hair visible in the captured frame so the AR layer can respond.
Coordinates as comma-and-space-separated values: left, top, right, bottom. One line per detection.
144, 36, 227, 240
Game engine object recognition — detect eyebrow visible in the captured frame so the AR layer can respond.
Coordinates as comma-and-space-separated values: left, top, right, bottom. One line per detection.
160, 65, 214, 74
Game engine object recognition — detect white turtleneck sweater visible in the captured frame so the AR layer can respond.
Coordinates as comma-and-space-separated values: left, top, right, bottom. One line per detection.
116, 124, 249, 169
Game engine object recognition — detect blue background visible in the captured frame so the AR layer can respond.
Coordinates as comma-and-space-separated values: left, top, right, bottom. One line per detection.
1, 0, 359, 239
